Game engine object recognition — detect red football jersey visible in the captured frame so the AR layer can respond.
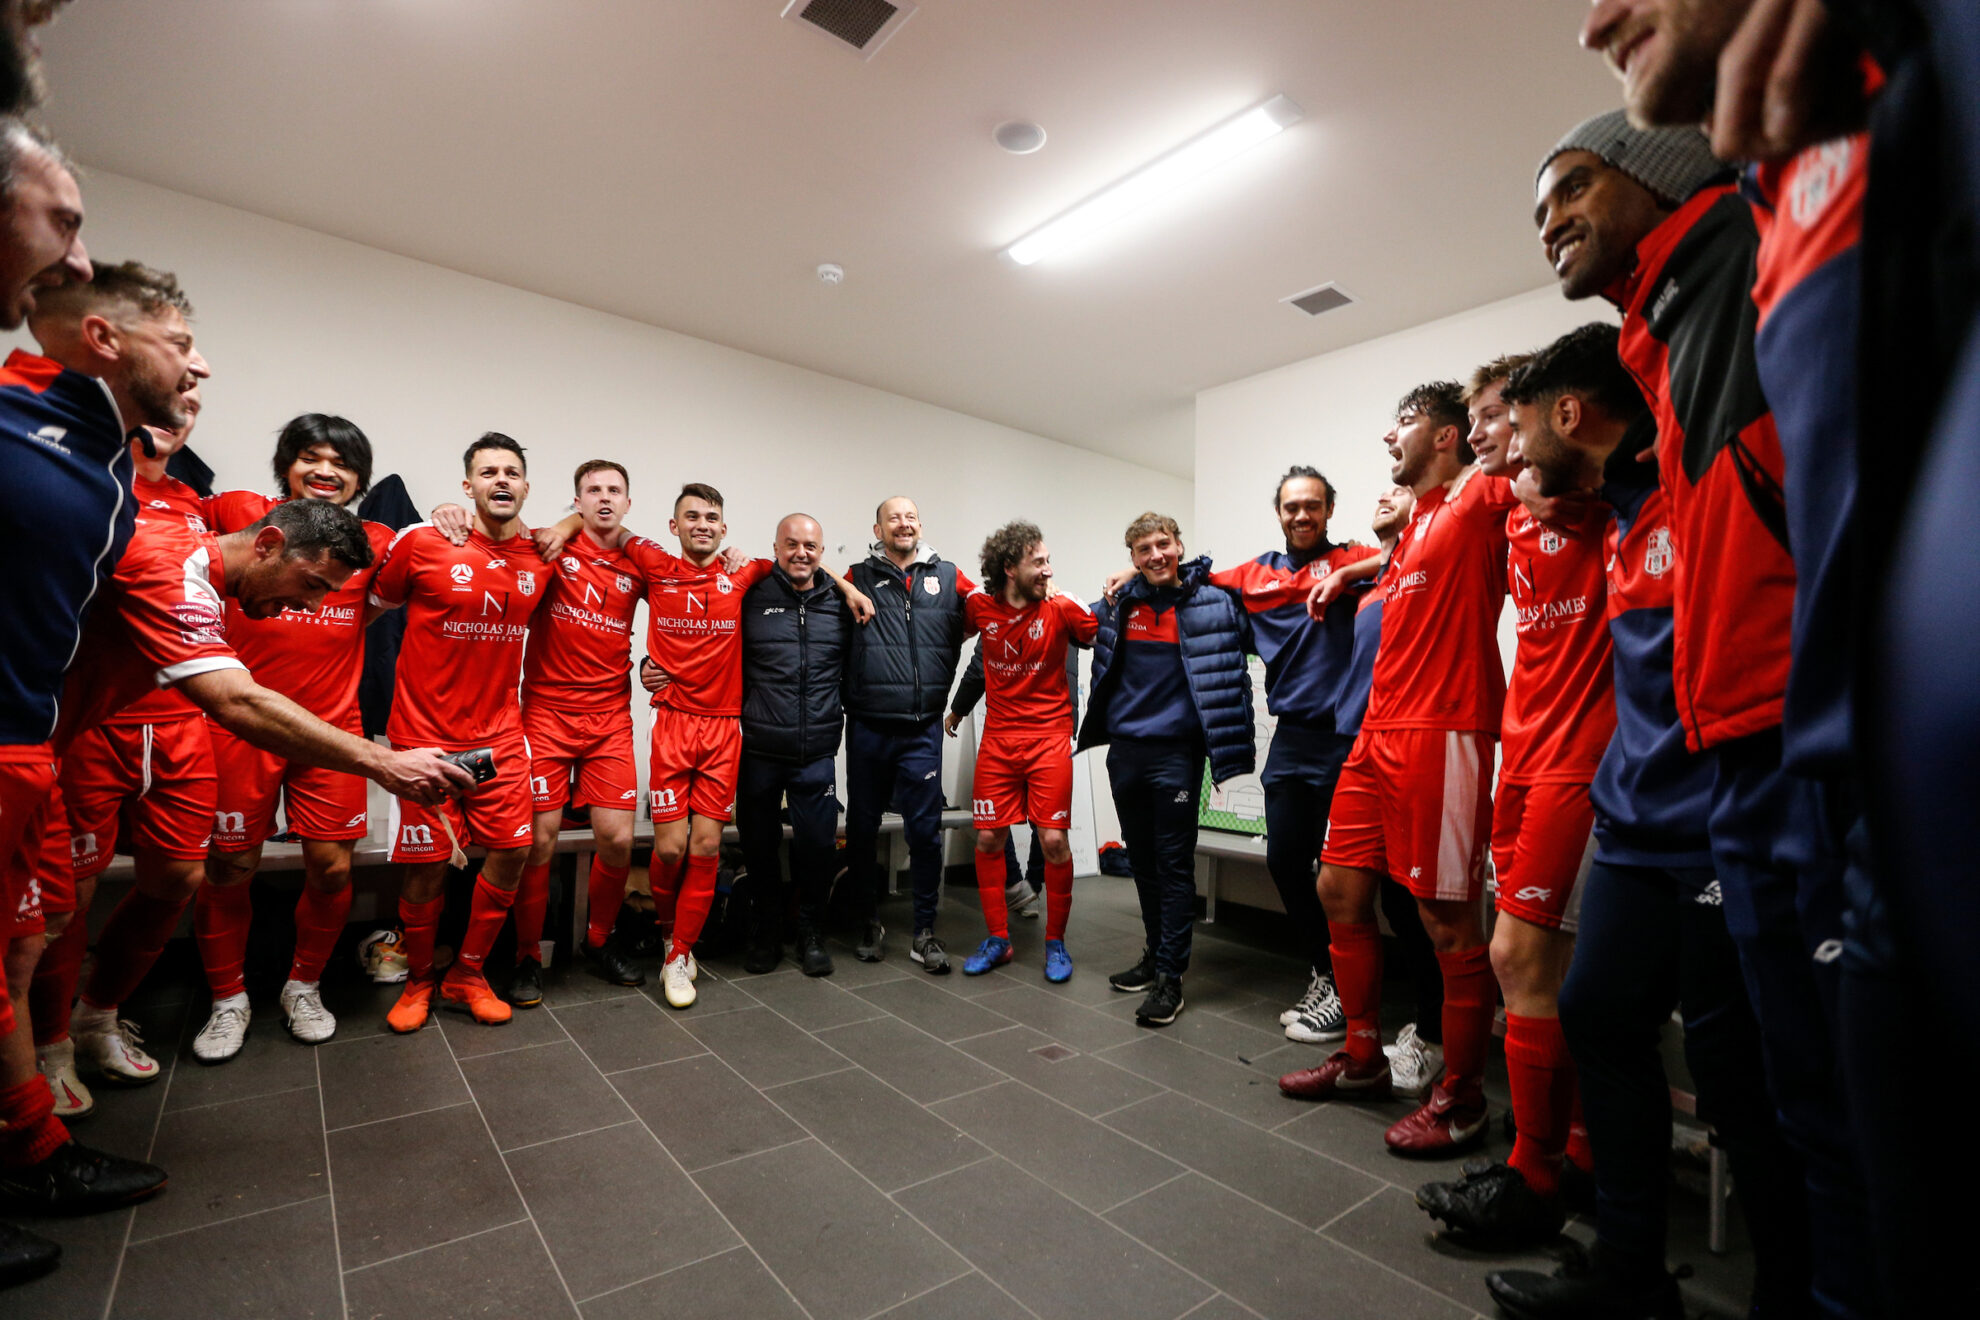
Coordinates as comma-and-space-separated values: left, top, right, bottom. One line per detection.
56, 521, 245, 749
1499, 505, 1616, 784
620, 538, 773, 717
523, 529, 647, 710
1365, 469, 1517, 734
368, 525, 548, 745
963, 590, 1098, 736
206, 490, 394, 730
108, 472, 213, 724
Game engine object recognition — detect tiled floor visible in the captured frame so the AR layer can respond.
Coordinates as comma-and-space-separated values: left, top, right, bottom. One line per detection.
9, 876, 1755, 1319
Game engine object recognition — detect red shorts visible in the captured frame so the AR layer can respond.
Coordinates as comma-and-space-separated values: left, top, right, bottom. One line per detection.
1320, 728, 1494, 902
524, 702, 638, 814
1, 746, 57, 941
971, 734, 1074, 831
1491, 779, 1596, 932
648, 708, 740, 825
208, 720, 369, 850
389, 729, 534, 862
60, 716, 218, 875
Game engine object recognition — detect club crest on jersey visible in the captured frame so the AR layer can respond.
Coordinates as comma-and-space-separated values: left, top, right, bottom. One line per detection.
450, 563, 474, 585
923, 577, 940, 596
716, 574, 734, 595
1028, 618, 1044, 640
616, 574, 634, 594
1788, 138, 1853, 228
1644, 527, 1673, 578
517, 571, 536, 596
1538, 529, 1563, 555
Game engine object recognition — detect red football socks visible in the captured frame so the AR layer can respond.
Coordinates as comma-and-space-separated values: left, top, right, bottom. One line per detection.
398, 893, 445, 980
30, 917, 88, 1047
193, 881, 254, 999
1567, 1090, 1594, 1173
669, 854, 720, 959
513, 863, 551, 964
289, 884, 353, 984
455, 876, 517, 974
974, 849, 1009, 940
84, 889, 190, 1010
0, 1076, 67, 1170
1328, 921, 1385, 1066
1436, 944, 1496, 1094
649, 855, 683, 930
1043, 859, 1073, 940
1504, 1012, 1577, 1197
585, 858, 631, 947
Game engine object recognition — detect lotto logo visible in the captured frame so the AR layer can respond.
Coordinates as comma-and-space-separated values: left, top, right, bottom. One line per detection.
345, 813, 367, 828
400, 824, 434, 847
1409, 866, 1422, 879
620, 789, 637, 800
214, 810, 246, 835
450, 563, 474, 585
1173, 790, 1190, 803
972, 797, 995, 817
512, 824, 531, 838
923, 770, 939, 780
1049, 810, 1068, 822
1513, 885, 1554, 903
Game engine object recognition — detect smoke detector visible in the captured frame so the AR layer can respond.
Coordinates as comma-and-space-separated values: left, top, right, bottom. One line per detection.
782, 0, 918, 60
1281, 282, 1356, 317
817, 263, 845, 285
994, 121, 1047, 155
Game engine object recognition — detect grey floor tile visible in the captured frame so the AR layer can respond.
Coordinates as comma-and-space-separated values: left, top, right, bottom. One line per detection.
872, 1271, 1018, 1319
508, 1122, 738, 1301
931, 1081, 1182, 1213
552, 994, 705, 1074
1095, 990, 1292, 1065
610, 1054, 804, 1172
328, 1101, 522, 1268
763, 1066, 986, 1192
735, 968, 890, 1031
896, 1157, 1212, 1320
1179, 1297, 1266, 1320
458, 1040, 634, 1151
1322, 1185, 1589, 1312
113, 1196, 341, 1319
1274, 1098, 1513, 1190
320, 1025, 469, 1130
973, 982, 1147, 1052
319, 979, 424, 1042
131, 1086, 326, 1242
693, 1139, 963, 1320
2, 1205, 133, 1317
812, 1016, 1003, 1104
164, 1003, 320, 1114
851, 976, 1016, 1041
537, 965, 646, 1009
434, 993, 570, 1059
806, 943, 912, 988
676, 1006, 849, 1088
1103, 1091, 1384, 1229
1097, 1035, 1311, 1128
344, 1219, 574, 1320
921, 961, 1026, 1000
581, 1245, 805, 1320
1107, 1174, 1470, 1320
955, 1025, 1168, 1117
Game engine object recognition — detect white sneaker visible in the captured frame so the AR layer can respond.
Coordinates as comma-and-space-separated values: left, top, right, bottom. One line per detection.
193, 993, 252, 1063
70, 1002, 162, 1084
1280, 968, 1331, 1026
662, 939, 699, 982
1282, 972, 1346, 1042
661, 954, 697, 1009
37, 1038, 94, 1118
1383, 1022, 1445, 1099
280, 979, 337, 1044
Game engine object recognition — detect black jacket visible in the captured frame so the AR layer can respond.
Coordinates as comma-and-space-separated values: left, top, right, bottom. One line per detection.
741, 567, 853, 764
842, 547, 969, 728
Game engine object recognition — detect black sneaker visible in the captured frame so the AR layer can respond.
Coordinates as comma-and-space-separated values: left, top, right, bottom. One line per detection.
798, 932, 835, 977
0, 1221, 61, 1287
1416, 1160, 1565, 1249
614, 903, 661, 959
1135, 976, 1184, 1026
0, 1141, 167, 1215
1109, 949, 1158, 993
855, 920, 885, 963
578, 936, 646, 987
1485, 1242, 1683, 1319
506, 956, 545, 1008
742, 928, 781, 975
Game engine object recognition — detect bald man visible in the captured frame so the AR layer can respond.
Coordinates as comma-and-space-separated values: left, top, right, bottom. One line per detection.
733, 515, 857, 976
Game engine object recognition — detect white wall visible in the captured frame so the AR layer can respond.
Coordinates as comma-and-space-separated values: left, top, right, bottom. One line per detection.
20, 170, 1189, 852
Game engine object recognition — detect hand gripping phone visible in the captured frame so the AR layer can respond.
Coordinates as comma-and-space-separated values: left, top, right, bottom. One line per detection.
441, 747, 498, 784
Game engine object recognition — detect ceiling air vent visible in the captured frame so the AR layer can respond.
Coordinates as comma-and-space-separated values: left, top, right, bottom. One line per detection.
1283, 282, 1356, 317
782, 0, 918, 59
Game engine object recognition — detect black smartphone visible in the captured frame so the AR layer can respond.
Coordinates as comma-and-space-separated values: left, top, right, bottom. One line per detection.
442, 747, 498, 784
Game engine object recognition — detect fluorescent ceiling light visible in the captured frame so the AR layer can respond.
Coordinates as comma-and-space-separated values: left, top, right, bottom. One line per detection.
1004, 94, 1303, 267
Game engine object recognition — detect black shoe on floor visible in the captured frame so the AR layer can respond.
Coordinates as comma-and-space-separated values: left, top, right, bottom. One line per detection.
1109, 949, 1158, 993
743, 933, 782, 976
579, 936, 646, 987
0, 1141, 167, 1215
614, 904, 661, 959
855, 920, 885, 962
0, 1221, 60, 1287
798, 933, 835, 977
1558, 1156, 1596, 1217
1416, 1160, 1565, 1250
1485, 1243, 1683, 1319
507, 956, 545, 1008
1135, 976, 1184, 1026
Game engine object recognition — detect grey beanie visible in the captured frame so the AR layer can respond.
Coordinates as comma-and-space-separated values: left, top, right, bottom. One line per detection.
1537, 109, 1728, 207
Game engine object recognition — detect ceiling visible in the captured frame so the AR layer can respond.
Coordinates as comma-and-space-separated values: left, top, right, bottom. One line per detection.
38, 1, 1623, 478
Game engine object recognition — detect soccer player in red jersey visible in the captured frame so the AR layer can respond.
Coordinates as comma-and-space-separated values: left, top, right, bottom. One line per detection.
1279, 382, 1516, 1157
1415, 354, 1618, 1246
370, 434, 549, 1033
173, 415, 397, 1061
517, 460, 648, 999
958, 521, 1098, 980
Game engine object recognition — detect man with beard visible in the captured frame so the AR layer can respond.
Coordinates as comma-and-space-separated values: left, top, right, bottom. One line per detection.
0, 1, 71, 115
959, 521, 1098, 979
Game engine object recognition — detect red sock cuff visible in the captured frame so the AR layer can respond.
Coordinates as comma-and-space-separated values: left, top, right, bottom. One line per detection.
1503, 1013, 1567, 1066
0, 1076, 66, 1168
1043, 859, 1073, 941
592, 860, 629, 883
974, 849, 1010, 940
1329, 920, 1381, 952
